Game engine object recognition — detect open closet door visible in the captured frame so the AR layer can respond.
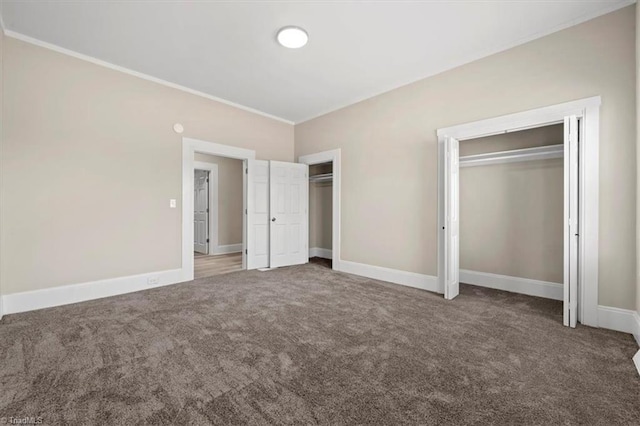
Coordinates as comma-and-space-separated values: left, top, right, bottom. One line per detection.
247, 160, 270, 270
270, 161, 309, 268
564, 116, 579, 327
444, 136, 460, 300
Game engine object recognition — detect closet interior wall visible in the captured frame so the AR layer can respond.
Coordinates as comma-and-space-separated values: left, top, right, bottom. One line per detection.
459, 124, 564, 285
309, 162, 333, 256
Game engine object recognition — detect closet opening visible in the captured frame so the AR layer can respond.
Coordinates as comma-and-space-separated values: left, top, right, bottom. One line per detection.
437, 97, 601, 329
458, 123, 565, 316
308, 161, 333, 269
298, 148, 341, 271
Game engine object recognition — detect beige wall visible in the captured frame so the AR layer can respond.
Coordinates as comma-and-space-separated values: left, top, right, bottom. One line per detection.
1, 37, 294, 295
194, 153, 243, 246
637, 3, 640, 317
0, 30, 3, 305
309, 182, 332, 250
460, 125, 564, 283
295, 6, 637, 309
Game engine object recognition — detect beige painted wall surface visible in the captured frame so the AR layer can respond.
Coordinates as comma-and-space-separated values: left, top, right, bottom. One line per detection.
309, 182, 332, 250
637, 3, 640, 316
194, 153, 243, 246
2, 37, 293, 295
0, 30, 4, 303
295, 6, 637, 309
460, 126, 564, 283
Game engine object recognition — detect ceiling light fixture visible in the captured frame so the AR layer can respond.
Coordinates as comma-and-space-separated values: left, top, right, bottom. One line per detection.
277, 26, 308, 49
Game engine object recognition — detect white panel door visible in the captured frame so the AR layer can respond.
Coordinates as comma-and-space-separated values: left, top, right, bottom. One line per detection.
247, 160, 270, 269
444, 136, 460, 300
564, 115, 579, 328
194, 170, 209, 254
269, 161, 309, 268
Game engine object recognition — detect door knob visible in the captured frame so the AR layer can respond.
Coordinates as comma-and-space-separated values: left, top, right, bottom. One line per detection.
272, 217, 276, 222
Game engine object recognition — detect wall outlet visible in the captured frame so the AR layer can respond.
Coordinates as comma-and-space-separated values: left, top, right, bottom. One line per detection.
147, 277, 160, 285
169, 199, 177, 208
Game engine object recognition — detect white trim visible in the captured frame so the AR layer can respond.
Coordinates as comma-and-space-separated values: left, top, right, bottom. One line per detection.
3, 31, 293, 125
193, 161, 218, 255
309, 247, 332, 259
298, 149, 342, 271
597, 306, 640, 335
437, 97, 601, 140
460, 270, 563, 301
340, 260, 441, 293
633, 350, 640, 376
633, 311, 640, 347
437, 96, 600, 328
2, 268, 183, 315
339, 260, 439, 293
183, 138, 255, 282
459, 144, 563, 168
212, 244, 242, 255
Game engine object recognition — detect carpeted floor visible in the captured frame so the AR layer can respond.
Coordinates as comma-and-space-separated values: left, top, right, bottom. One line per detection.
1, 262, 638, 425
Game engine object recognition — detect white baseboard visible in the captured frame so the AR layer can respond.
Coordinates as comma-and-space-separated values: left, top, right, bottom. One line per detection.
632, 311, 640, 347
337, 260, 440, 294
597, 305, 640, 337
309, 247, 332, 259
212, 243, 242, 255
460, 269, 563, 301
2, 268, 185, 315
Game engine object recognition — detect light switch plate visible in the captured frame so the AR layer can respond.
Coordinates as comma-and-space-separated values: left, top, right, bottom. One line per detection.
169, 199, 177, 208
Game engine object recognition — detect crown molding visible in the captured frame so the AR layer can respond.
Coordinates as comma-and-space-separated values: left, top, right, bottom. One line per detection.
3, 30, 294, 125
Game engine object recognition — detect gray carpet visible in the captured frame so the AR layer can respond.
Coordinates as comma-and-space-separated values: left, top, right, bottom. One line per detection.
1, 261, 638, 425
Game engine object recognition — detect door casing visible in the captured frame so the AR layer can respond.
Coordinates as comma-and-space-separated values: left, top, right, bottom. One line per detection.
182, 138, 256, 281
436, 96, 601, 327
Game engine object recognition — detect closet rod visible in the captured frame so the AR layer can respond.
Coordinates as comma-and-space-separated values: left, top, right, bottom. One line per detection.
460, 144, 563, 168
309, 172, 333, 182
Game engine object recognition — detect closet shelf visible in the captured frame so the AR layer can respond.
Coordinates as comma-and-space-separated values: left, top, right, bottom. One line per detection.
460, 144, 563, 168
309, 173, 333, 183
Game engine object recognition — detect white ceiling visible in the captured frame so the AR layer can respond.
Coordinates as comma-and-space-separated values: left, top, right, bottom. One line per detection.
0, 0, 633, 123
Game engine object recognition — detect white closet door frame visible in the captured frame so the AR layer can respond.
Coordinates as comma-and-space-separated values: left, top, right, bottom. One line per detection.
443, 136, 460, 300
182, 138, 255, 281
436, 96, 600, 328
564, 115, 579, 328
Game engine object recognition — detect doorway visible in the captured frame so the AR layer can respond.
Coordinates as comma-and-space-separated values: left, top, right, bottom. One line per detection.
298, 149, 342, 271
183, 137, 316, 279
193, 155, 244, 279
308, 161, 333, 269
457, 124, 565, 308
437, 97, 601, 328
